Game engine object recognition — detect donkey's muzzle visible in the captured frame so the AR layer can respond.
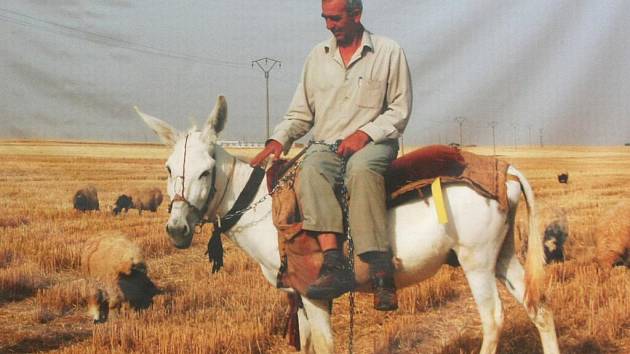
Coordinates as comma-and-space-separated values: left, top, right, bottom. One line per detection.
166, 222, 192, 249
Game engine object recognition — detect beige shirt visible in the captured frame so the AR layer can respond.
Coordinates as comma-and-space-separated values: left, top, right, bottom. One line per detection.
270, 30, 413, 150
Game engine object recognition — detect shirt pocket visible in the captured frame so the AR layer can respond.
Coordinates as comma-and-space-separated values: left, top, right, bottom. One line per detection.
356, 78, 386, 109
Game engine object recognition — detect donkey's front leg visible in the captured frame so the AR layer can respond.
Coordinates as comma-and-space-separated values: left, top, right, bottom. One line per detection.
297, 304, 312, 352
300, 296, 333, 354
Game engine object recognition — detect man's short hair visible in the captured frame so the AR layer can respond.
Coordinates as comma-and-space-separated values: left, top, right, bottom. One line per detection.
347, 0, 363, 13
324, 0, 362, 13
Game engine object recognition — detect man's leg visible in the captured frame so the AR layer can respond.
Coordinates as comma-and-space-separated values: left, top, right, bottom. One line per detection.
346, 140, 399, 310
298, 145, 354, 299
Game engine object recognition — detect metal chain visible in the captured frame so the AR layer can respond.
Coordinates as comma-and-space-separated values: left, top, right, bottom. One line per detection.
311, 141, 355, 354
339, 154, 355, 354
207, 142, 311, 225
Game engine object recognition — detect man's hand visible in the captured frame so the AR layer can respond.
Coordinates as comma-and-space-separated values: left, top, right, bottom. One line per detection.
250, 140, 283, 167
337, 130, 372, 158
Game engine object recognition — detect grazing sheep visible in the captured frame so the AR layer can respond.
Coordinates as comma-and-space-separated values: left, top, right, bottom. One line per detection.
113, 187, 163, 215
73, 185, 100, 211
81, 232, 159, 322
596, 201, 630, 268
112, 195, 132, 215
86, 288, 110, 323
544, 218, 569, 263
557, 173, 569, 184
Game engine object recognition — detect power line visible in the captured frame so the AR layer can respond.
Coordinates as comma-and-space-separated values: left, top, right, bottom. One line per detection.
0, 7, 248, 68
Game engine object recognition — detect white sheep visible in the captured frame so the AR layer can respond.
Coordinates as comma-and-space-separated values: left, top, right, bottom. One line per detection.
595, 200, 630, 269
81, 232, 159, 322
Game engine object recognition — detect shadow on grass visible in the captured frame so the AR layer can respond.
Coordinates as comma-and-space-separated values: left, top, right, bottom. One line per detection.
0, 330, 90, 353
563, 337, 618, 354
0, 288, 38, 305
436, 322, 619, 354
434, 320, 542, 354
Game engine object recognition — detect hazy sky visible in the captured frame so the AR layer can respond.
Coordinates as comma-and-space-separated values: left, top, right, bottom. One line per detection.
1, 1, 629, 146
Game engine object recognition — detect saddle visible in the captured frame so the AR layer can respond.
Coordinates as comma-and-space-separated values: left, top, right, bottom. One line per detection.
268, 144, 511, 295
386, 145, 511, 211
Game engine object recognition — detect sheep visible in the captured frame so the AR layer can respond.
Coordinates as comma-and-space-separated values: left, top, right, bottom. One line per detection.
86, 288, 110, 323
113, 187, 163, 215
81, 232, 159, 322
73, 185, 100, 211
557, 173, 569, 184
544, 218, 569, 263
595, 200, 630, 269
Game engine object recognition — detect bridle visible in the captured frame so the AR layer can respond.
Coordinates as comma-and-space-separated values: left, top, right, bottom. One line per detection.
167, 133, 236, 230
166, 132, 266, 273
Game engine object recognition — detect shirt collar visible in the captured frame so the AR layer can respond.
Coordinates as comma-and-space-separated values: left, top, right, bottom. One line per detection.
324, 29, 374, 55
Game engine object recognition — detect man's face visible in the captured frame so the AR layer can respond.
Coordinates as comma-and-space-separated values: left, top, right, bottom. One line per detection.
321, 0, 361, 46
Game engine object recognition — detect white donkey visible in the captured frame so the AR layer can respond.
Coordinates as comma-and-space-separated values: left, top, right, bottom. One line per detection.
137, 96, 559, 354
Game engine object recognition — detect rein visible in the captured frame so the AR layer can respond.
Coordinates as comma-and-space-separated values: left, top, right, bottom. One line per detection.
204, 143, 312, 273
200, 156, 236, 228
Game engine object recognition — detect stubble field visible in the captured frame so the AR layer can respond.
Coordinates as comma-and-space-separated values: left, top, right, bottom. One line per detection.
0, 140, 628, 353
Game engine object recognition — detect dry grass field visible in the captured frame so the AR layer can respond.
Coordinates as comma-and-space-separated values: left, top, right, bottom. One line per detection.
0, 140, 628, 354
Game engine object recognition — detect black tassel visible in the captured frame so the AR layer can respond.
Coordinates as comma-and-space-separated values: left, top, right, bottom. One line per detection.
203, 167, 266, 274
206, 224, 224, 273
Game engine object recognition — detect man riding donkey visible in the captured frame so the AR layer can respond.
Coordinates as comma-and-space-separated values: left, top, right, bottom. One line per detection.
251, 0, 412, 311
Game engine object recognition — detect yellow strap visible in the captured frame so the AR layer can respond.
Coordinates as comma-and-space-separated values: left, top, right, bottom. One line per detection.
431, 177, 449, 224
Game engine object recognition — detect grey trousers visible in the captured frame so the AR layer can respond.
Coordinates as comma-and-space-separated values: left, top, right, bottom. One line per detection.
297, 140, 399, 255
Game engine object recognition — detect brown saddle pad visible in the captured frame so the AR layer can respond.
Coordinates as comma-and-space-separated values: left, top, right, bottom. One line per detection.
385, 144, 467, 192
388, 148, 510, 211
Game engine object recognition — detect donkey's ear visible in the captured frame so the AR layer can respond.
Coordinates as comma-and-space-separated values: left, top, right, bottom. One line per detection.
135, 106, 179, 146
202, 96, 227, 143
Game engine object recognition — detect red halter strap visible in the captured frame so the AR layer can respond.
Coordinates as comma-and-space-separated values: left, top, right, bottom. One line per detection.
168, 134, 194, 212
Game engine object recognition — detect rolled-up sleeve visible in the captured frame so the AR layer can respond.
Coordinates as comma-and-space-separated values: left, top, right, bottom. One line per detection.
269, 56, 315, 152
360, 47, 412, 143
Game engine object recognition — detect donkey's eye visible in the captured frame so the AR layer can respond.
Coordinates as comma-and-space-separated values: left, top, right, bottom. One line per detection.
199, 170, 211, 179
166, 166, 171, 176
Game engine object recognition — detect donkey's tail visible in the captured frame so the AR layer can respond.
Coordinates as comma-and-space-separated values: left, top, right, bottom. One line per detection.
508, 166, 546, 311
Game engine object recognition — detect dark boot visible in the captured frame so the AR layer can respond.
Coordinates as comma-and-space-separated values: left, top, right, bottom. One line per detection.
366, 251, 398, 311
306, 249, 355, 300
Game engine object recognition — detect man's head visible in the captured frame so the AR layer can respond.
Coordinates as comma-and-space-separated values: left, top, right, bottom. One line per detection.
321, 0, 363, 46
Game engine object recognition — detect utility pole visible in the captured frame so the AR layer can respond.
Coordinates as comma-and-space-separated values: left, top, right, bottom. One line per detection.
489, 121, 498, 156
527, 125, 533, 146
399, 135, 405, 156
252, 57, 281, 141
454, 116, 466, 146
511, 123, 518, 150
539, 128, 544, 147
